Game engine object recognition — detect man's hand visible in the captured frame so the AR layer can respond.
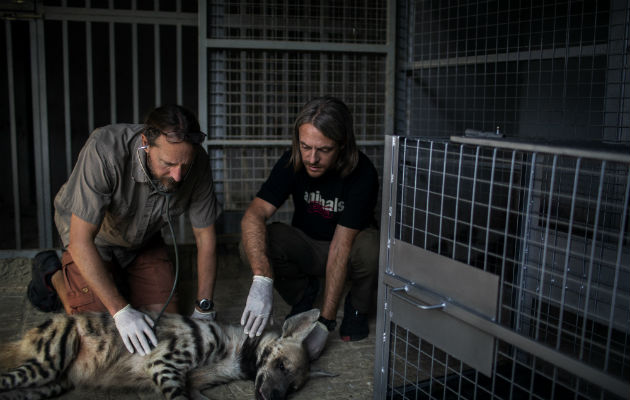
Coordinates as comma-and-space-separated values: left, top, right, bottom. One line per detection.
113, 304, 158, 356
241, 275, 273, 338
304, 321, 330, 360
191, 308, 216, 321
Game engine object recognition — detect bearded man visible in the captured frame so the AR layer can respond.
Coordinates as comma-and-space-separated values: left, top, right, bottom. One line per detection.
28, 105, 221, 356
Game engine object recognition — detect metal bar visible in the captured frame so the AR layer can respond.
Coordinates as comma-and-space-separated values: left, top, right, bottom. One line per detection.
438, 143, 448, 254
467, 147, 480, 265
579, 162, 606, 361
515, 152, 537, 333
452, 145, 463, 259
6, 20, 21, 249
406, 44, 609, 70
451, 136, 630, 164
384, 0, 396, 136
176, 22, 185, 240
397, 138, 408, 242
31, 18, 53, 248
374, 135, 399, 399
483, 148, 497, 270
392, 286, 446, 310
204, 38, 389, 53
86, 19, 94, 132
132, 22, 138, 122
176, 24, 182, 104
109, 20, 116, 123
497, 150, 517, 326
63, 19, 72, 175
154, 23, 160, 106
555, 158, 581, 351
197, 0, 208, 137
423, 141, 433, 249
534, 154, 557, 341
410, 140, 420, 244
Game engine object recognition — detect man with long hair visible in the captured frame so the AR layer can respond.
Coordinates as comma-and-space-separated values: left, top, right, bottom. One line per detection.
28, 105, 221, 356
240, 96, 379, 360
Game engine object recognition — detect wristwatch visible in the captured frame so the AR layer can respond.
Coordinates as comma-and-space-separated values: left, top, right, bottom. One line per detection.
196, 298, 214, 312
318, 316, 337, 332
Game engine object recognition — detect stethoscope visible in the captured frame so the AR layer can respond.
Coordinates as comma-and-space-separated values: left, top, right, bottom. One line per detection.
136, 144, 189, 324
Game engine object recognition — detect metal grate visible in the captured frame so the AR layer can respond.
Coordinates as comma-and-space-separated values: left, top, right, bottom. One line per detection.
387, 323, 620, 400
208, 0, 387, 44
1, 2, 199, 250
204, 1, 390, 225
376, 135, 630, 399
208, 50, 387, 141
396, 0, 630, 142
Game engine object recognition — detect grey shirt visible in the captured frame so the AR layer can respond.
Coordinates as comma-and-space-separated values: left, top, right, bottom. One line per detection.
54, 123, 221, 266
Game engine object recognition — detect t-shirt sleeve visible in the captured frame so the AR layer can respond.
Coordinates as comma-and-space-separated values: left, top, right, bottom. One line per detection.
188, 148, 222, 228
256, 151, 293, 208
55, 133, 114, 226
337, 156, 379, 230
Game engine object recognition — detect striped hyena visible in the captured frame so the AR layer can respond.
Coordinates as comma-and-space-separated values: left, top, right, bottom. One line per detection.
0, 309, 326, 400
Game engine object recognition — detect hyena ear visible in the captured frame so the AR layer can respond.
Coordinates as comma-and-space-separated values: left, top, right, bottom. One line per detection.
281, 309, 321, 342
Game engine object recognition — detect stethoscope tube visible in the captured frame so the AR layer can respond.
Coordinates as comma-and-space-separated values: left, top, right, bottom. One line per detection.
136, 146, 179, 325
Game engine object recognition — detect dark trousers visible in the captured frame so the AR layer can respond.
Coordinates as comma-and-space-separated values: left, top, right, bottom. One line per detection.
240, 222, 379, 314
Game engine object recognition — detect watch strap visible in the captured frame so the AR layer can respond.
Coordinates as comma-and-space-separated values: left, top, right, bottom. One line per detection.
317, 316, 337, 332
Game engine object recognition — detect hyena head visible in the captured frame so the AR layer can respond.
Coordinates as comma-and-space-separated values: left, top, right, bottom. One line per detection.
254, 309, 320, 400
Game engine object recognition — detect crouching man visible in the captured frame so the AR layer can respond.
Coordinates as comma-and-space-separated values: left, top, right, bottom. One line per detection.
28, 105, 221, 356
239, 96, 380, 360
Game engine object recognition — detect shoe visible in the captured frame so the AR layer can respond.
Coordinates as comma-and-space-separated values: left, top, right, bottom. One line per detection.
285, 277, 320, 319
339, 294, 369, 342
27, 250, 62, 312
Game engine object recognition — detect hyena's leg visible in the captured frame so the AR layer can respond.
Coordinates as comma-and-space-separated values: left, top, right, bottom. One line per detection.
0, 379, 73, 400
146, 335, 196, 400
147, 360, 191, 400
0, 316, 79, 391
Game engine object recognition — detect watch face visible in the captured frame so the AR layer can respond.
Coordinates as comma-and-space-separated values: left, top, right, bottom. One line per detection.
198, 299, 213, 311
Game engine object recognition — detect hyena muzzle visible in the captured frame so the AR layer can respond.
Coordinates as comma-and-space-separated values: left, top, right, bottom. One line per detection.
0, 308, 327, 400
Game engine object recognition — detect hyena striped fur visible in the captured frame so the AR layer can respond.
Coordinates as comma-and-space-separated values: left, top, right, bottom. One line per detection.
0, 309, 324, 400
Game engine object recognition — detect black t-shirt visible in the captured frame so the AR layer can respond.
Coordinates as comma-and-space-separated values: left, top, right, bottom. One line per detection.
257, 150, 379, 241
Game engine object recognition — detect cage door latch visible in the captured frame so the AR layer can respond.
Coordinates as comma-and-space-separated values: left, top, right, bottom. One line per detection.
392, 285, 446, 310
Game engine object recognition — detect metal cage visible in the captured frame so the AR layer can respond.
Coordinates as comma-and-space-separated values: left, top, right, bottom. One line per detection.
374, 135, 629, 399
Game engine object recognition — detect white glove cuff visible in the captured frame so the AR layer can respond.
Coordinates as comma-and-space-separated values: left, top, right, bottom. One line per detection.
253, 275, 273, 285
113, 304, 132, 319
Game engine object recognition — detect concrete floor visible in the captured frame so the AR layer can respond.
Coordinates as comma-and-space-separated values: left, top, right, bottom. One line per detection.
0, 242, 376, 399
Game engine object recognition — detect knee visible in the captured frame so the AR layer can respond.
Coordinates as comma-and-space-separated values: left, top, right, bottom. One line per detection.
265, 222, 293, 259
350, 228, 380, 273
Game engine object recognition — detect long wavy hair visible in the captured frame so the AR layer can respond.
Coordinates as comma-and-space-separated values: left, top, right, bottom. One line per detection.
289, 96, 359, 177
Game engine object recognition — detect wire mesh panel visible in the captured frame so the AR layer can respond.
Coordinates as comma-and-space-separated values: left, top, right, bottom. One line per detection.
208, 0, 388, 44
396, 0, 630, 142
208, 50, 387, 141
375, 136, 630, 400
204, 0, 390, 230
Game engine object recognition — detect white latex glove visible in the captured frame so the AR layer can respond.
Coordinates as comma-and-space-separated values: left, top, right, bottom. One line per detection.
304, 321, 329, 361
241, 275, 273, 338
191, 308, 216, 321
113, 304, 158, 356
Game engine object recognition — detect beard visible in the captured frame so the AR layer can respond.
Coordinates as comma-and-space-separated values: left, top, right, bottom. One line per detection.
146, 153, 180, 193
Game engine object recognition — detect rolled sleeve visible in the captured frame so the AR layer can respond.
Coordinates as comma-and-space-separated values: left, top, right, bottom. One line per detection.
55, 135, 114, 227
